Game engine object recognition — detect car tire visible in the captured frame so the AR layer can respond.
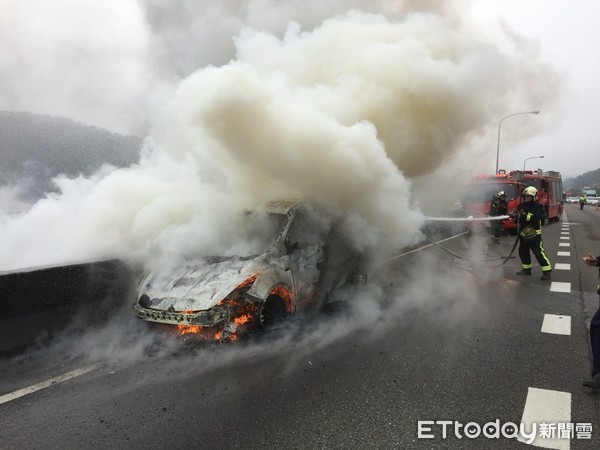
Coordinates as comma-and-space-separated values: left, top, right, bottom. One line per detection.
257, 295, 288, 329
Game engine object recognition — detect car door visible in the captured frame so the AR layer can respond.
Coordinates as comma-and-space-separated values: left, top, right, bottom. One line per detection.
284, 209, 325, 306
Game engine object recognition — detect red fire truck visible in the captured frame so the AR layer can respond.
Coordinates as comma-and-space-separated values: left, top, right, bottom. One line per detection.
463, 169, 564, 232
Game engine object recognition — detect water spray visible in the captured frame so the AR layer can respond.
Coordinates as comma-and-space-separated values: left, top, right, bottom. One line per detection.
423, 215, 510, 222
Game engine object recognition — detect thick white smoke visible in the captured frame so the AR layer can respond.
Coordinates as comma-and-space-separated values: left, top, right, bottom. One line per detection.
0, 0, 151, 135
0, 5, 560, 271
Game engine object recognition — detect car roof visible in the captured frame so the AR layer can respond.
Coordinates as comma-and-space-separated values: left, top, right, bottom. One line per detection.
263, 199, 303, 215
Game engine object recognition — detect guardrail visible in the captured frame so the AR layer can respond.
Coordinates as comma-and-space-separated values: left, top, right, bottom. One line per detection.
0, 259, 137, 355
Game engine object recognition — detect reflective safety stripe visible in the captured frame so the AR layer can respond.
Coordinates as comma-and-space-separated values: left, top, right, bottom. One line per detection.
539, 240, 552, 270
526, 212, 533, 221
523, 263, 533, 269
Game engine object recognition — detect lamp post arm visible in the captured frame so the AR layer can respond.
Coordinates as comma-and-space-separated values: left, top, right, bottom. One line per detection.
495, 111, 540, 174
523, 155, 544, 172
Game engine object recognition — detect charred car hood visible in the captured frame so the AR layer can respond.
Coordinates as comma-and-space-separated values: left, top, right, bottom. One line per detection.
140, 254, 268, 311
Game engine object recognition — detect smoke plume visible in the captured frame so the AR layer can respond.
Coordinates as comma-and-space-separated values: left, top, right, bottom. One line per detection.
0, 2, 560, 273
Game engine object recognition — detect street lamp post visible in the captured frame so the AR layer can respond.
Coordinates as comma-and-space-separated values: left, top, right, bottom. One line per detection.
523, 155, 544, 172
495, 110, 540, 174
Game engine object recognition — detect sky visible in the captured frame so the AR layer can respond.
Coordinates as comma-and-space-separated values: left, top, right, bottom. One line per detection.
0, 0, 599, 270
1, 0, 598, 178
465, 1, 600, 178
0, 0, 600, 176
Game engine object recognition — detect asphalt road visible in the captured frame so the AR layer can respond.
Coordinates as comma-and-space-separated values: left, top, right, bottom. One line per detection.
1, 203, 600, 449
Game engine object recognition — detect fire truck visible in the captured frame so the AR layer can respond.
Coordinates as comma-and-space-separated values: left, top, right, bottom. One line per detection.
463, 169, 565, 232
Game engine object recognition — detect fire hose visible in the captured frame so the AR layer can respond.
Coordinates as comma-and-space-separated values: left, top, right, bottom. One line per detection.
423, 215, 518, 267
428, 236, 517, 267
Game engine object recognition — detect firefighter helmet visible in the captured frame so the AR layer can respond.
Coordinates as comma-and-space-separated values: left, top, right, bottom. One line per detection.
522, 186, 537, 198
498, 191, 506, 197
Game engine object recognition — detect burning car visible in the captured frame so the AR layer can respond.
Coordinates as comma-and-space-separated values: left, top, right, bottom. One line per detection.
133, 200, 364, 341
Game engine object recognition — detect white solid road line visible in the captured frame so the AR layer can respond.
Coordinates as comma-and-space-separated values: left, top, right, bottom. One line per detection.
0, 363, 101, 405
518, 387, 571, 449
541, 314, 571, 336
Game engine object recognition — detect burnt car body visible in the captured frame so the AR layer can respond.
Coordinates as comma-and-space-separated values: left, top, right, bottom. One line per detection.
133, 200, 364, 341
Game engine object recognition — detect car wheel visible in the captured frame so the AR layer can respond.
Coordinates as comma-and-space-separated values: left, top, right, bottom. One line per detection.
257, 295, 288, 328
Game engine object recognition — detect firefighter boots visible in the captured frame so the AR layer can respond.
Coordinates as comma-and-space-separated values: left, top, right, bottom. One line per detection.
516, 269, 532, 276
540, 271, 552, 281
583, 373, 600, 389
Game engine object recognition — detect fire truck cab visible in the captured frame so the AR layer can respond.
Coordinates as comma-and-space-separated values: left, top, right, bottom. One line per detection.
463, 169, 564, 232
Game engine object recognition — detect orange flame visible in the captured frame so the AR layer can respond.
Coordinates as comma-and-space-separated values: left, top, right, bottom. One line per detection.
175, 274, 260, 340
177, 324, 202, 335
233, 314, 252, 325
235, 273, 258, 290
270, 285, 294, 314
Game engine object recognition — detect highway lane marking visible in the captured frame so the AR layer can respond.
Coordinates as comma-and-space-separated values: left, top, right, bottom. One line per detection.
0, 363, 101, 405
541, 314, 571, 335
558, 243, 570, 247
559, 236, 570, 240
556, 251, 570, 257
554, 263, 571, 270
550, 282, 571, 293
518, 387, 571, 449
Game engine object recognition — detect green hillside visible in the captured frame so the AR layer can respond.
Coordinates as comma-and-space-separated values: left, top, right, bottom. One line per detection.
564, 168, 600, 194
0, 111, 141, 202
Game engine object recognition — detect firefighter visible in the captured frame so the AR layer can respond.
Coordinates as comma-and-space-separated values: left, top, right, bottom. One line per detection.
583, 253, 600, 388
489, 191, 508, 243
515, 186, 552, 280
579, 194, 587, 210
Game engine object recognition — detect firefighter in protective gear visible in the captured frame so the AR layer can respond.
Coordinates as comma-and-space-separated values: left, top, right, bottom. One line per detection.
583, 253, 600, 388
489, 191, 508, 243
515, 186, 552, 280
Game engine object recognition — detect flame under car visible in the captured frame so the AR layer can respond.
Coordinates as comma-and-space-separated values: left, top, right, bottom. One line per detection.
133, 200, 363, 342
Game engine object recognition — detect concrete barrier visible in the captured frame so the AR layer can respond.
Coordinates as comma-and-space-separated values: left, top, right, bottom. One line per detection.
0, 259, 138, 355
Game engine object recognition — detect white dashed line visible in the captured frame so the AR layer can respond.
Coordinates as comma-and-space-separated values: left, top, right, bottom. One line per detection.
554, 263, 571, 270
559, 236, 570, 240
550, 282, 571, 293
558, 243, 570, 247
518, 388, 571, 449
541, 314, 571, 335
556, 251, 570, 257
0, 363, 101, 405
